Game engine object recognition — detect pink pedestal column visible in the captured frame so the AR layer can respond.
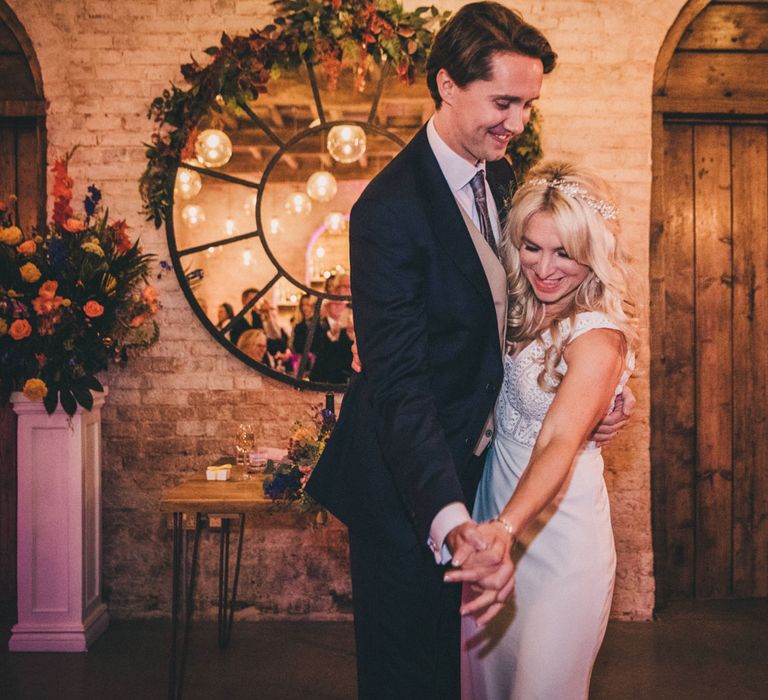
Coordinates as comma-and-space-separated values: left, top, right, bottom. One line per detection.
9, 389, 109, 652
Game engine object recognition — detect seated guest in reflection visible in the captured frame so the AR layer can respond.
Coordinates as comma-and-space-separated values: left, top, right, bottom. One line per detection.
291, 294, 321, 358
310, 273, 354, 384
255, 297, 291, 358
229, 287, 260, 346
215, 302, 235, 333
236, 328, 284, 371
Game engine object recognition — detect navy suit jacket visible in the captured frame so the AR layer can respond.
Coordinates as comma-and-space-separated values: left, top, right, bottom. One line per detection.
306, 126, 515, 552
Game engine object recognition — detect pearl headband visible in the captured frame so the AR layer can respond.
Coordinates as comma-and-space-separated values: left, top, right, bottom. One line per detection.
526, 177, 619, 221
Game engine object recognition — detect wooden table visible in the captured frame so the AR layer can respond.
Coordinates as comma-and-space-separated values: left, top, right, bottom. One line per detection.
160, 472, 276, 700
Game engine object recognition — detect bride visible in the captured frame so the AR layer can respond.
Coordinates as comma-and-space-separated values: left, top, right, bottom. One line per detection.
448, 161, 639, 700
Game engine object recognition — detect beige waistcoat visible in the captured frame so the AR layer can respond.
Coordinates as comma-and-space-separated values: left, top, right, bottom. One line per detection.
455, 205, 508, 455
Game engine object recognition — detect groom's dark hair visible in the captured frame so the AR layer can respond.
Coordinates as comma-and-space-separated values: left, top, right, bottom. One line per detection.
426, 1, 557, 108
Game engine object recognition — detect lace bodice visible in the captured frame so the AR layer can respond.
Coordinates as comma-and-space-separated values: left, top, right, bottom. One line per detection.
494, 311, 634, 449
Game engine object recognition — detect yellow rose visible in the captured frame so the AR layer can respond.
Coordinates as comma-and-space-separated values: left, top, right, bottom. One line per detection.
23, 378, 48, 401
20, 262, 42, 283
0, 226, 22, 246
81, 241, 105, 257
0, 318, 7, 335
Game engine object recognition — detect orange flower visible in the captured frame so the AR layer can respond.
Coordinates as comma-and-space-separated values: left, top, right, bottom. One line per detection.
9, 319, 32, 340
128, 313, 147, 328
16, 239, 36, 255
83, 300, 104, 318
63, 218, 85, 232
112, 219, 132, 254
142, 285, 159, 314
38, 280, 59, 300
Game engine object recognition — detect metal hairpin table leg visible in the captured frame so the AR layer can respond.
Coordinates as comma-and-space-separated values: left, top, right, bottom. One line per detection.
168, 512, 182, 700
217, 514, 246, 648
168, 512, 202, 700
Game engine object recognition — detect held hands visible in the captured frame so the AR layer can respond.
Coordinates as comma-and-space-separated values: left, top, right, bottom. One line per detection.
443, 520, 515, 627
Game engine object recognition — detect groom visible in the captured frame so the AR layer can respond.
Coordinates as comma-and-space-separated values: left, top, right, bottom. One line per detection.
308, 3, 625, 698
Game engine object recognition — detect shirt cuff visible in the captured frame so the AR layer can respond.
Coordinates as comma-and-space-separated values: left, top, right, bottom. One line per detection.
427, 502, 472, 565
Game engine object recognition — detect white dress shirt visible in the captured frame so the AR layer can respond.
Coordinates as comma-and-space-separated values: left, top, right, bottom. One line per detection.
425, 116, 501, 563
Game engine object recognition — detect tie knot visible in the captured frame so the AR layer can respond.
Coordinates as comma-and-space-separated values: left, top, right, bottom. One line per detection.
469, 170, 487, 202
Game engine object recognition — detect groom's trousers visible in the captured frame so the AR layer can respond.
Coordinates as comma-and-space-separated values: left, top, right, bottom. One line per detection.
348, 452, 487, 700
349, 530, 462, 700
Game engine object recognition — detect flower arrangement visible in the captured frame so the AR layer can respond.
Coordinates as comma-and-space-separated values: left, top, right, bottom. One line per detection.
0, 150, 159, 415
262, 401, 335, 520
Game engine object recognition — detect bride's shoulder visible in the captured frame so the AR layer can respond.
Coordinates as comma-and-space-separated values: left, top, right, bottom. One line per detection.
569, 311, 622, 337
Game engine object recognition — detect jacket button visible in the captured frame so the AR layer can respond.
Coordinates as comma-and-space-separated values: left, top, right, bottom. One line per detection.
485, 429, 493, 438
464, 437, 473, 447
485, 383, 496, 393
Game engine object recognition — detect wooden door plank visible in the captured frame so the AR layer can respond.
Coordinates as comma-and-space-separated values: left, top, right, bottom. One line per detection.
0, 124, 16, 206
666, 53, 768, 102
694, 123, 734, 599
661, 123, 698, 600
678, 3, 768, 51
15, 122, 40, 235
731, 125, 768, 598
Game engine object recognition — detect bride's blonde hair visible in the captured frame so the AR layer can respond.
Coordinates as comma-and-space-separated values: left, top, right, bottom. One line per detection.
501, 160, 639, 391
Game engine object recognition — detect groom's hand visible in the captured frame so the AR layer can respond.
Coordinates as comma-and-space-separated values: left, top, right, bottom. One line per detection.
443, 521, 515, 626
590, 383, 636, 445
444, 521, 491, 568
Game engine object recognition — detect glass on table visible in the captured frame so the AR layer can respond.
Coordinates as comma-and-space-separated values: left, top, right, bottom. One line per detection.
235, 423, 255, 467
245, 447, 269, 475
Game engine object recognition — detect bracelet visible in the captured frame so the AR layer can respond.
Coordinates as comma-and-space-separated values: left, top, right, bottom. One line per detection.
490, 516, 515, 536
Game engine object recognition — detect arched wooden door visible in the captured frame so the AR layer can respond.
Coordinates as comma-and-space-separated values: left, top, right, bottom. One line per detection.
651, 0, 768, 604
0, 0, 46, 620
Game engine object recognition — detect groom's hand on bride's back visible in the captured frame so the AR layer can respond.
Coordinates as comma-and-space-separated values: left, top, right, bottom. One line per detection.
443, 521, 515, 626
590, 383, 636, 445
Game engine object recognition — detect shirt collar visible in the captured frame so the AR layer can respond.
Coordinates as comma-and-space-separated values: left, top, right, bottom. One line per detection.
426, 116, 485, 193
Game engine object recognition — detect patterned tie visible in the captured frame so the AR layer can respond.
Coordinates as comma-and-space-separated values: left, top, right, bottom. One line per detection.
468, 170, 499, 258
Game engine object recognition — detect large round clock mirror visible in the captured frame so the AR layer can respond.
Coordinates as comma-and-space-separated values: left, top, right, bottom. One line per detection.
167, 61, 433, 390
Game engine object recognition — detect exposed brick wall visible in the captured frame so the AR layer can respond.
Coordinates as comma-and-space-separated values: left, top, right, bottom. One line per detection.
7, 0, 689, 621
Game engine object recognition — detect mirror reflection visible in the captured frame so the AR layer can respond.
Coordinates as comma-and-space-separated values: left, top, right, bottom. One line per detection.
170, 63, 432, 387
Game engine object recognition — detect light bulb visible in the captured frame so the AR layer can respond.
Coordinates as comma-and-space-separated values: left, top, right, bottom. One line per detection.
284, 192, 312, 216
327, 125, 367, 164
269, 217, 282, 235
174, 167, 202, 200
181, 204, 206, 226
242, 250, 253, 266
306, 171, 338, 202
316, 246, 326, 258
324, 211, 347, 235
194, 129, 232, 168
225, 219, 236, 236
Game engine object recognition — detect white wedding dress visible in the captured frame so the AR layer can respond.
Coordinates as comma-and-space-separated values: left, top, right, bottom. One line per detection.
461, 311, 633, 700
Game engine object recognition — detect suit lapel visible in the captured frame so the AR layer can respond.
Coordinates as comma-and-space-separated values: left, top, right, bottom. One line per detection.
411, 128, 495, 308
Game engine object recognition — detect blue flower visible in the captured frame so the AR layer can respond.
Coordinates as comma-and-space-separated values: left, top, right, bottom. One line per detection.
83, 185, 102, 217
263, 469, 302, 500
48, 237, 68, 272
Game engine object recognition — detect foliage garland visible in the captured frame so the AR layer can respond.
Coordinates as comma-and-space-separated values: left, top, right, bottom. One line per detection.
140, 0, 544, 227
140, 0, 450, 227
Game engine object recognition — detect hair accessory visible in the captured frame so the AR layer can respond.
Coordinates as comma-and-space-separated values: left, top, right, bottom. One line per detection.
527, 177, 619, 221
